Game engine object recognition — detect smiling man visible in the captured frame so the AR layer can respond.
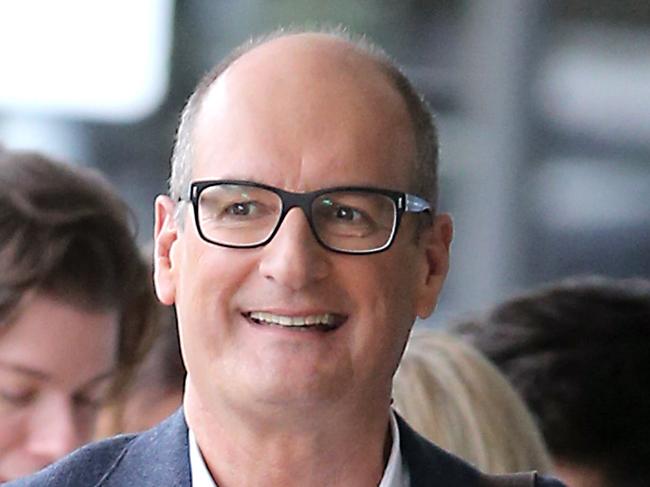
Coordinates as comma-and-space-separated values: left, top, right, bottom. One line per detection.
11, 30, 565, 487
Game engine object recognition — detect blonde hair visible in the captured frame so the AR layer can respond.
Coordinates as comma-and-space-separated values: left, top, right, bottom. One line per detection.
392, 330, 552, 474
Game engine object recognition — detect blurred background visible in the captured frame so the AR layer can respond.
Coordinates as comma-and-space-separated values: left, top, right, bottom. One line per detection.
1, 0, 648, 325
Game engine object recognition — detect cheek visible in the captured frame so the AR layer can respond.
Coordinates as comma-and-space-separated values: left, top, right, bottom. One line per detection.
177, 241, 251, 309
79, 321, 120, 375
346, 257, 418, 360
349, 256, 419, 320
0, 413, 23, 453
175, 248, 255, 364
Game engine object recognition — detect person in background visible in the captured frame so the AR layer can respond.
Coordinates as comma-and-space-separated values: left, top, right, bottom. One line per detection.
10, 29, 564, 486
97, 288, 184, 436
456, 275, 650, 487
0, 146, 156, 481
393, 330, 553, 474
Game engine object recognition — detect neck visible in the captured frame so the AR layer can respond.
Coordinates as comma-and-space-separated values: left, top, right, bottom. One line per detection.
185, 382, 394, 487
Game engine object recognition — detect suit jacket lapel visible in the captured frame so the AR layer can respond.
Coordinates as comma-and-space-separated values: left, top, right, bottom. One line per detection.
397, 414, 482, 487
103, 408, 191, 487
99, 409, 487, 487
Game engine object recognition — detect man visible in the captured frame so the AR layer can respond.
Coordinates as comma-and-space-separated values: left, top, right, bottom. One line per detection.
456, 275, 650, 487
11, 30, 564, 486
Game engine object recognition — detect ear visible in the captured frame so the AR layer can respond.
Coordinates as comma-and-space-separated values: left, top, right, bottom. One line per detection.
414, 213, 453, 319
154, 195, 180, 306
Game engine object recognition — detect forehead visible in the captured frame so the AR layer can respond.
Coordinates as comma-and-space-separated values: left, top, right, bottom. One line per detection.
0, 293, 118, 385
191, 34, 417, 191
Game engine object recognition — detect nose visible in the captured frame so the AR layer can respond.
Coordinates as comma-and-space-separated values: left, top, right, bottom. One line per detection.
26, 396, 83, 465
258, 207, 330, 290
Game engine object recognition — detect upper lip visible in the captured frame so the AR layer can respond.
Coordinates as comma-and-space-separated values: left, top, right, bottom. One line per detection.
243, 310, 347, 328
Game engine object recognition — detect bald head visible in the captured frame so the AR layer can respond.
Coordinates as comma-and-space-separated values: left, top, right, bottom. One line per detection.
227, 32, 384, 77
170, 29, 438, 210
213, 33, 403, 121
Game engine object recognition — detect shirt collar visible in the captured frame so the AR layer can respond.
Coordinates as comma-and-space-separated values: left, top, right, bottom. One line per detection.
189, 427, 217, 487
189, 410, 409, 487
379, 409, 410, 487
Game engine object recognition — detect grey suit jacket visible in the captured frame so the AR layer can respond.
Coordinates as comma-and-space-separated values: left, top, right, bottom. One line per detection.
6, 409, 564, 487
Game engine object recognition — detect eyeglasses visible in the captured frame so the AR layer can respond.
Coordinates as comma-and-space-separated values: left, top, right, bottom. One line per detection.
181, 180, 432, 255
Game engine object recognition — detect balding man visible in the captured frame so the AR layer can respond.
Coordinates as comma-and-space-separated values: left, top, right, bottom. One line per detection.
11, 29, 564, 487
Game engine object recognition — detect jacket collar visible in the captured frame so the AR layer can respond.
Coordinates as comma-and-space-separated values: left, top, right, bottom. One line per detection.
104, 408, 191, 486
396, 413, 482, 487
109, 409, 485, 487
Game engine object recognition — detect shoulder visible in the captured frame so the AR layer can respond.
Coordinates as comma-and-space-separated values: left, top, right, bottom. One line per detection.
7, 409, 190, 487
536, 475, 566, 487
397, 414, 484, 485
397, 414, 566, 487
5, 434, 136, 486
480, 472, 567, 487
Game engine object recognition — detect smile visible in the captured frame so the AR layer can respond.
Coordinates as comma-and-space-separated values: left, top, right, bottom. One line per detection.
245, 311, 344, 331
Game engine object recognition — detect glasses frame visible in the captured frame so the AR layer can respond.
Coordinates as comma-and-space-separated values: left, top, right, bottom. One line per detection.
181, 180, 432, 255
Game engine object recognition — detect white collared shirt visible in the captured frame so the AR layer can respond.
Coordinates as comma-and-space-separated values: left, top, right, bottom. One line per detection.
189, 410, 409, 487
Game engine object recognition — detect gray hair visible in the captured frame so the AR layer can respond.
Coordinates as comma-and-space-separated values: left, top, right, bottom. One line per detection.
169, 27, 439, 221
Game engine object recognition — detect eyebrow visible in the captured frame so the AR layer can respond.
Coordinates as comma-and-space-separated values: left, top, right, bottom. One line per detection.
81, 370, 116, 389
200, 175, 266, 186
0, 360, 50, 380
0, 360, 115, 389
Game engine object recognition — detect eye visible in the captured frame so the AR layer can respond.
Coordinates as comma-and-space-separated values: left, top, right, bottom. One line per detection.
73, 377, 113, 413
73, 393, 105, 411
0, 388, 36, 408
198, 184, 281, 227
333, 205, 362, 222
224, 201, 258, 217
318, 200, 369, 225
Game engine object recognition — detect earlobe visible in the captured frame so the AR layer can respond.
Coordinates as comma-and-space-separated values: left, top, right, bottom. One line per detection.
154, 195, 180, 305
415, 213, 453, 319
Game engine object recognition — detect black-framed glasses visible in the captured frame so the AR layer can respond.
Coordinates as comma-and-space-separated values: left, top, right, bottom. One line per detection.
180, 180, 432, 255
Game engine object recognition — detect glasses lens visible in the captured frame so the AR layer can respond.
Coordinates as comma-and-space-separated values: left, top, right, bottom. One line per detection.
312, 191, 396, 252
197, 184, 282, 246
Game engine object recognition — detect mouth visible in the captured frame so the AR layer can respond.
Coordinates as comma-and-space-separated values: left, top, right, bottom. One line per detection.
244, 311, 346, 332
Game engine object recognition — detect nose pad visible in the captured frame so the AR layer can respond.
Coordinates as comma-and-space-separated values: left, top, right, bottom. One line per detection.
258, 207, 330, 290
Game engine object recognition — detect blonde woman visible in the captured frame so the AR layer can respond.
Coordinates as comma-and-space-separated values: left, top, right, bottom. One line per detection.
393, 330, 553, 475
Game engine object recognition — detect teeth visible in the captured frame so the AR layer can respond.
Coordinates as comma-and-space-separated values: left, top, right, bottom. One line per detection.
249, 311, 334, 327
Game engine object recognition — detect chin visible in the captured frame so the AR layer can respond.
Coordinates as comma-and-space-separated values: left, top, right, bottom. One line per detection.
251, 376, 348, 408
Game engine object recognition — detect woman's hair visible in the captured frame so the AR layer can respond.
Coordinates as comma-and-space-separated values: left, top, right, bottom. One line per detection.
392, 330, 552, 474
455, 275, 650, 486
96, 297, 184, 437
0, 146, 157, 397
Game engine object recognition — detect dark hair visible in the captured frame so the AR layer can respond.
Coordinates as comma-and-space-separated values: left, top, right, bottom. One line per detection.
455, 275, 650, 486
95, 245, 184, 438
0, 146, 156, 396
169, 26, 439, 216
131, 297, 184, 391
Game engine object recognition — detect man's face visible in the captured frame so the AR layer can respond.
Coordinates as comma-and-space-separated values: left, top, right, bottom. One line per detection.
155, 35, 451, 417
